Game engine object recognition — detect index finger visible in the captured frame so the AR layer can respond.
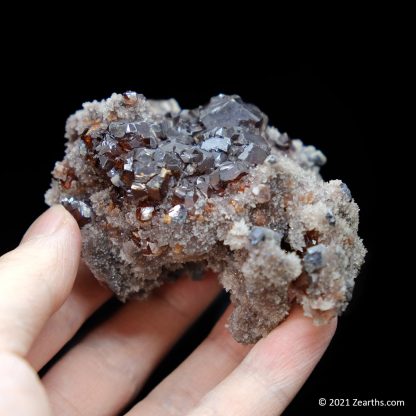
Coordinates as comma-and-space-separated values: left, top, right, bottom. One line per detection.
0, 205, 81, 356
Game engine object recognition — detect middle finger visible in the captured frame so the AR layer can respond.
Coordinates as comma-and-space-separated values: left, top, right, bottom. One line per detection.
42, 273, 221, 416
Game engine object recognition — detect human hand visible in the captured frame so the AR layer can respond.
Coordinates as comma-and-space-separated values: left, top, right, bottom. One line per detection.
0, 206, 336, 415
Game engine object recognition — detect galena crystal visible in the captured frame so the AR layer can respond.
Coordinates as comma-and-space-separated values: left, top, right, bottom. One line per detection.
46, 92, 366, 344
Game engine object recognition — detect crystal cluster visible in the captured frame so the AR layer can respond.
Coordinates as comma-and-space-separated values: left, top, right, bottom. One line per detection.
76, 94, 272, 213
46, 92, 366, 344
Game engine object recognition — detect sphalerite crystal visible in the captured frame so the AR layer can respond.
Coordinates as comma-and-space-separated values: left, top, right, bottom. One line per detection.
46, 92, 366, 344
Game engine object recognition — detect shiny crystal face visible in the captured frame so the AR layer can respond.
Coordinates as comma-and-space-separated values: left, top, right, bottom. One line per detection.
79, 94, 271, 208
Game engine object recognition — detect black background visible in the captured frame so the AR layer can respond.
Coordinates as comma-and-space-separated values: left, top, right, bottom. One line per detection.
0, 43, 410, 414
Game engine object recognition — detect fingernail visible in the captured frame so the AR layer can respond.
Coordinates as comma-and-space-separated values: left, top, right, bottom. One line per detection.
21, 205, 69, 243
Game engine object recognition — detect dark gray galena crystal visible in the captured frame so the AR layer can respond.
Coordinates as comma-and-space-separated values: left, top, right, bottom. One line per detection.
46, 92, 366, 344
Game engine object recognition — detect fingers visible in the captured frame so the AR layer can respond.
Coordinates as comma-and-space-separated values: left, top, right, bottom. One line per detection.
188, 307, 337, 416
0, 351, 52, 416
0, 352, 52, 416
0, 205, 80, 415
128, 306, 252, 416
27, 261, 112, 371
0, 205, 81, 356
43, 273, 221, 416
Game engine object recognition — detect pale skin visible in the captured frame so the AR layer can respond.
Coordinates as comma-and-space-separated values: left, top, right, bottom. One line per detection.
0, 206, 336, 415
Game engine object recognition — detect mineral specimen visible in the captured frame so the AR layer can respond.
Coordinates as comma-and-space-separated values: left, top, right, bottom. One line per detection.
46, 92, 366, 344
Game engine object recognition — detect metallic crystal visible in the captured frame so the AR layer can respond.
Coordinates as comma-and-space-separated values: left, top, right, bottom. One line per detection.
304, 245, 326, 273
168, 204, 187, 223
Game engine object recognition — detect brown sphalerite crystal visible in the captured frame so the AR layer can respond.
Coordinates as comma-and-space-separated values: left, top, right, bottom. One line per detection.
46, 92, 366, 344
